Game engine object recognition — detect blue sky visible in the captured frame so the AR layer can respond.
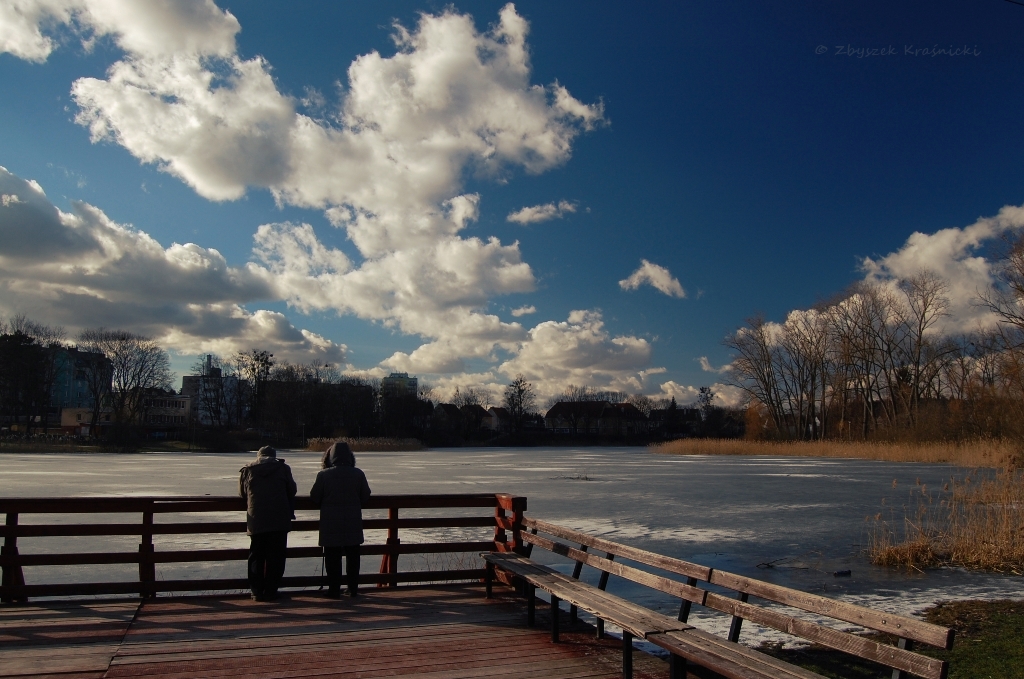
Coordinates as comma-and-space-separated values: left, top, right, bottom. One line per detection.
1, 1, 1022, 404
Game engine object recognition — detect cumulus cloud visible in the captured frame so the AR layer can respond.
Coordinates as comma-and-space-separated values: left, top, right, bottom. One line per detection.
698, 356, 731, 374
2, 4, 678, 397
511, 304, 536, 317
0, 166, 346, 364
498, 310, 658, 399
619, 259, 686, 298
860, 205, 1024, 332
506, 200, 576, 224
659, 381, 744, 408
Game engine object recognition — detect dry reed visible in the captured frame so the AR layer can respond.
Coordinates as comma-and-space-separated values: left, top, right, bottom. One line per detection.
306, 436, 425, 452
870, 470, 1024, 573
651, 438, 1023, 469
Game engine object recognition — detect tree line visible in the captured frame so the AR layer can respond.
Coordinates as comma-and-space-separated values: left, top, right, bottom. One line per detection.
726, 238, 1024, 441
0, 316, 171, 437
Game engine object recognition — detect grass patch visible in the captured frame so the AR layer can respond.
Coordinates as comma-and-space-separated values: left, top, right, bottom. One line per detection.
759, 600, 1024, 679
651, 438, 1023, 468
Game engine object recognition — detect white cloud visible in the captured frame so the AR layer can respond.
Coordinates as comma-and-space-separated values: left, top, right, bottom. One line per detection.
511, 304, 536, 317
860, 205, 1024, 332
498, 310, 656, 399
507, 200, 577, 224
2, 4, 676, 398
0, 166, 346, 364
0, 0, 239, 63
698, 356, 731, 374
619, 259, 686, 298
658, 381, 744, 408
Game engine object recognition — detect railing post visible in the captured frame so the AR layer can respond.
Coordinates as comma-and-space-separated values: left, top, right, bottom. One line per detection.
494, 494, 527, 553
1, 512, 27, 603
387, 507, 399, 588
138, 507, 156, 599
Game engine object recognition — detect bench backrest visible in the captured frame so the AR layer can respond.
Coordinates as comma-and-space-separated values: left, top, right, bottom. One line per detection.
522, 517, 953, 679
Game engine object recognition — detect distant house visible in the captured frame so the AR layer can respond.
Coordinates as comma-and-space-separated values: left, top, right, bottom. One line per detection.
460, 404, 490, 431
433, 403, 463, 424
139, 389, 191, 436
544, 401, 610, 435
486, 406, 510, 432
60, 407, 113, 436
648, 406, 701, 436
545, 401, 649, 436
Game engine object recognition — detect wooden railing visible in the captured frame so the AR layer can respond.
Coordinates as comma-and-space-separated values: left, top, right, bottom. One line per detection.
0, 493, 527, 602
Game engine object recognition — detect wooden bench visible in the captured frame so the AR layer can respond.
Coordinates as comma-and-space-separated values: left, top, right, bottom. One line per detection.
483, 517, 954, 679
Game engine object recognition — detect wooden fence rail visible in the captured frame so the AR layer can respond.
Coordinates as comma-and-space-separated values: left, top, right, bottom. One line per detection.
0, 493, 527, 602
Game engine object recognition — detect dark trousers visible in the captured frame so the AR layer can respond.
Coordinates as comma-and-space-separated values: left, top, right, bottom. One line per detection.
248, 531, 288, 596
324, 545, 360, 593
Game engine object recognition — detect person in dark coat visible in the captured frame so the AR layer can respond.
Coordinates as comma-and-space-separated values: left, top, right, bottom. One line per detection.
310, 442, 371, 598
239, 446, 297, 601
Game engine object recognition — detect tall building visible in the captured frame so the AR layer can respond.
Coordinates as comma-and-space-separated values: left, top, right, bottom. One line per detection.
50, 347, 111, 410
381, 372, 418, 398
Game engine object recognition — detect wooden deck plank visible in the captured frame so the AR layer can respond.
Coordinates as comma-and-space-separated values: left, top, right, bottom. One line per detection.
0, 586, 671, 679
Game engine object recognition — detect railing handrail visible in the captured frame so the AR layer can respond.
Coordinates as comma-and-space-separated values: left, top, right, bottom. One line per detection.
0, 493, 511, 513
0, 492, 527, 602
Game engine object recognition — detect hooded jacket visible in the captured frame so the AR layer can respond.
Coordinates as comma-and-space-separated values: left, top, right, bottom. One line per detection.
239, 456, 297, 535
309, 443, 371, 547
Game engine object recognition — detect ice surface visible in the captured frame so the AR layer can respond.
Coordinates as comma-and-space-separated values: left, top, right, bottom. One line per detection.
1, 447, 1021, 648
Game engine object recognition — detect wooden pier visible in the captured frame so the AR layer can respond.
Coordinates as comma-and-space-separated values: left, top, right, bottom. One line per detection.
1, 493, 957, 678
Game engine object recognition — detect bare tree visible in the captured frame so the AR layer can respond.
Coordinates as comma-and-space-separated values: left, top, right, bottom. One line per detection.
79, 329, 172, 429
503, 374, 536, 434
234, 349, 274, 426
626, 393, 654, 418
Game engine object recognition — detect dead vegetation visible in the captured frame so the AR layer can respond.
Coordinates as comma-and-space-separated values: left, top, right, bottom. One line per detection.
651, 437, 1023, 468
306, 436, 425, 452
870, 470, 1024, 573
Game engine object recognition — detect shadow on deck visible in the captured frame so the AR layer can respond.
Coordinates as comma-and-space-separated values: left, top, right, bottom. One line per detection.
0, 585, 674, 678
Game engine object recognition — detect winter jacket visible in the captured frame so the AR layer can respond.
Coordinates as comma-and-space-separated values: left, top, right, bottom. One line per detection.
310, 463, 371, 547
239, 458, 297, 535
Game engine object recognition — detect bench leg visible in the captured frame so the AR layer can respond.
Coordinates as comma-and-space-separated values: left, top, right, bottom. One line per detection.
727, 592, 749, 643
527, 585, 535, 626
551, 594, 560, 642
622, 631, 633, 679
485, 562, 493, 599
597, 618, 605, 639
570, 603, 578, 624
669, 654, 686, 679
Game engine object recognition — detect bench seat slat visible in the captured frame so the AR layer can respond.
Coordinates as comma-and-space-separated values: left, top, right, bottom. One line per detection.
524, 517, 712, 581
709, 570, 954, 649
485, 553, 686, 638
649, 630, 827, 679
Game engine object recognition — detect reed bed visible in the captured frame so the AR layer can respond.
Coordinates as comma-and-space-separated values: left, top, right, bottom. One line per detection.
870, 470, 1024, 573
306, 436, 425, 452
651, 438, 1023, 469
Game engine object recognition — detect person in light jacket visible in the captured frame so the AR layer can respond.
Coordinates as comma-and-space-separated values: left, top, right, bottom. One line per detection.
239, 446, 297, 601
310, 441, 371, 598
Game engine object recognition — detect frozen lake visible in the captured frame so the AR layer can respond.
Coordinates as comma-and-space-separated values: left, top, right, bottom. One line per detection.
2, 446, 1021, 646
